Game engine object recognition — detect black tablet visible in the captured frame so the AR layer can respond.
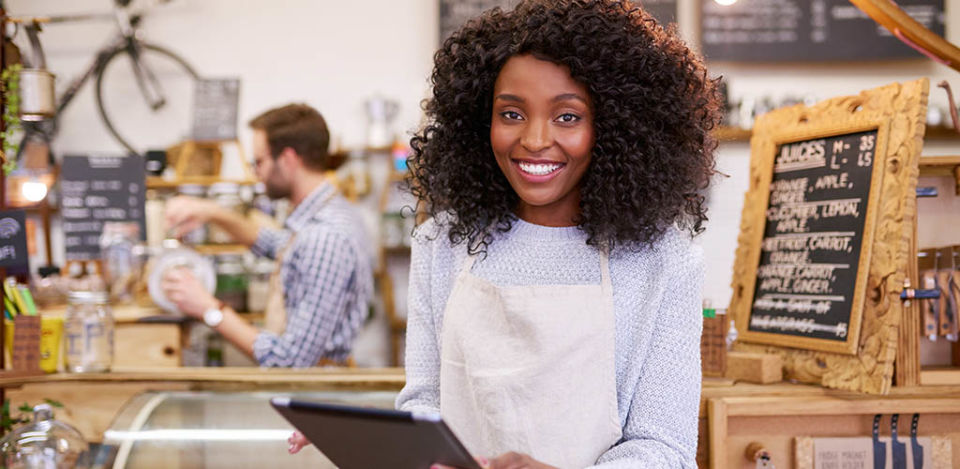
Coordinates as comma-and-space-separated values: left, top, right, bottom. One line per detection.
270, 397, 482, 469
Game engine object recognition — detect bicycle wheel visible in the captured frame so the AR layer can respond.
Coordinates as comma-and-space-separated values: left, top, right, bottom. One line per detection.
95, 43, 199, 156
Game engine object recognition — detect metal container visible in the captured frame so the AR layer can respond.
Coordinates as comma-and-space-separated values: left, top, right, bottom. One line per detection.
19, 69, 56, 121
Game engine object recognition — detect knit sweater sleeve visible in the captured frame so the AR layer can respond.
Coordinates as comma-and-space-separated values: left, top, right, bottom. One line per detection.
592, 243, 705, 468
394, 221, 442, 414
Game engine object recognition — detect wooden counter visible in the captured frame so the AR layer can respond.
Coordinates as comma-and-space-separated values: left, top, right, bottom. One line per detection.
700, 380, 960, 468
3, 370, 958, 467
1, 367, 405, 443
0, 366, 406, 390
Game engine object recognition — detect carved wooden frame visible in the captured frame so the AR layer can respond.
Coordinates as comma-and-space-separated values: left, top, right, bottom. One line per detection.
729, 79, 929, 394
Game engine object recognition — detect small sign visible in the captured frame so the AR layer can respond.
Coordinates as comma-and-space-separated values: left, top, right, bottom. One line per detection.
0, 210, 29, 269
809, 437, 933, 469
12, 315, 41, 372
61, 155, 146, 261
192, 78, 241, 142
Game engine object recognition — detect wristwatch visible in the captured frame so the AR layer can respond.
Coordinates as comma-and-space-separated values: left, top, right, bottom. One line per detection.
202, 305, 224, 328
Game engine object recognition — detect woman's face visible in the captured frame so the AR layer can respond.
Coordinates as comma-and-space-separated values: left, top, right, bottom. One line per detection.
490, 54, 594, 227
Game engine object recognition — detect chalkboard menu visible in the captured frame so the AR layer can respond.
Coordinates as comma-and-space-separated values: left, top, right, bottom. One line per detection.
61, 155, 146, 261
439, 0, 678, 42
701, 0, 944, 62
747, 130, 879, 343
0, 210, 29, 269
192, 78, 240, 142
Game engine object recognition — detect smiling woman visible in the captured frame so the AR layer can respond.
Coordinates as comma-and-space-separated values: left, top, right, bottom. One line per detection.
396, 1, 722, 468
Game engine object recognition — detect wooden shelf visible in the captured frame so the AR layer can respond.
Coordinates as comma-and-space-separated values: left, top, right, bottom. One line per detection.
146, 177, 259, 189
383, 245, 411, 256
713, 126, 752, 142
919, 155, 960, 174
192, 244, 249, 255
920, 366, 960, 386
711, 125, 960, 143
919, 155, 960, 195
0, 366, 407, 389
925, 126, 960, 140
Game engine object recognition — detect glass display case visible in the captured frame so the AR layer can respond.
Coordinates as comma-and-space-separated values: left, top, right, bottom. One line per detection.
96, 390, 398, 468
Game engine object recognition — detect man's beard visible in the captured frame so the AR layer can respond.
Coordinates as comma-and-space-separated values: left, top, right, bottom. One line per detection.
264, 177, 290, 200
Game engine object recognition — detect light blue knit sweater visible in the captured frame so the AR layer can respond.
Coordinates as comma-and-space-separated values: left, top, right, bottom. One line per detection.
396, 217, 704, 468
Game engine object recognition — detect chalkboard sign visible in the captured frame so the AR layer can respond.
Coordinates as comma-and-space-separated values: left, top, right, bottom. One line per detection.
61, 155, 146, 261
192, 78, 240, 142
701, 0, 944, 62
439, 0, 678, 43
728, 79, 929, 396
748, 130, 879, 346
0, 210, 29, 269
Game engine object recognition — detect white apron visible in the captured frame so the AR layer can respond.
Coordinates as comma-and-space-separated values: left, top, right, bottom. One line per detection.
439, 250, 622, 468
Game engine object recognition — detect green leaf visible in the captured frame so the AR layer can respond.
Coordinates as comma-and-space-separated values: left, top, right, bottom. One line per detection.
17, 404, 31, 413
43, 399, 64, 408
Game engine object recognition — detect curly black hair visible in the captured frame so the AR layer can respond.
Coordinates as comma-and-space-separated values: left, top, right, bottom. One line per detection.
408, 0, 721, 253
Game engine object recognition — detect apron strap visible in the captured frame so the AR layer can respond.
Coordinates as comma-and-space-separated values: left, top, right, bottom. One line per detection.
599, 248, 612, 295
460, 252, 479, 274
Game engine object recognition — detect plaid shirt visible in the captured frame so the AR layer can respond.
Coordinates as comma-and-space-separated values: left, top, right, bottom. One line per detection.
250, 182, 373, 367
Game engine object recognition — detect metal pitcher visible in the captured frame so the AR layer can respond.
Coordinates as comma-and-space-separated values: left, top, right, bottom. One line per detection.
19, 68, 56, 121
20, 22, 57, 121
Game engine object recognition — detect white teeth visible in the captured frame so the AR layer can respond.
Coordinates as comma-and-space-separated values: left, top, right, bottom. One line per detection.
517, 161, 562, 176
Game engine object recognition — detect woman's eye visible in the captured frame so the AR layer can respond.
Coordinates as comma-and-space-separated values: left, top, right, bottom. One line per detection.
501, 111, 523, 120
556, 113, 580, 123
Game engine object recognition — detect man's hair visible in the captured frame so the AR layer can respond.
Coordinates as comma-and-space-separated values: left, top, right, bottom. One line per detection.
249, 103, 330, 171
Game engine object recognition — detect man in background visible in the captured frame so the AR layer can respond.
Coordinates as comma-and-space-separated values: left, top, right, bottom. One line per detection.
162, 103, 373, 367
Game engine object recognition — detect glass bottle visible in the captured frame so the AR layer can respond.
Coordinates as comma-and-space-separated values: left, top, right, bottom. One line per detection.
175, 184, 208, 245
0, 404, 88, 468
214, 254, 248, 312
64, 291, 114, 373
207, 183, 245, 244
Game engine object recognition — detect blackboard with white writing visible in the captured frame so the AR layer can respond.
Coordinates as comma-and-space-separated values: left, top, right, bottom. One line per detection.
0, 210, 29, 269
439, 0, 678, 43
748, 130, 878, 342
701, 0, 944, 62
61, 155, 146, 261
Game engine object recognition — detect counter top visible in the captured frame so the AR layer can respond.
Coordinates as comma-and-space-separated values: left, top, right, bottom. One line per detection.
0, 366, 406, 390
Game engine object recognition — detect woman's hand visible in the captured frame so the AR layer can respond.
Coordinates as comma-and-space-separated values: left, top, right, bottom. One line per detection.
432, 452, 557, 469
287, 431, 310, 454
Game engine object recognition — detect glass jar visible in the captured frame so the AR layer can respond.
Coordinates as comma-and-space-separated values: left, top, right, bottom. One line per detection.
176, 184, 208, 245
0, 404, 88, 469
381, 212, 404, 249
207, 183, 245, 244
31, 266, 68, 308
214, 254, 248, 312
99, 221, 143, 304
246, 259, 274, 314
64, 290, 114, 373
